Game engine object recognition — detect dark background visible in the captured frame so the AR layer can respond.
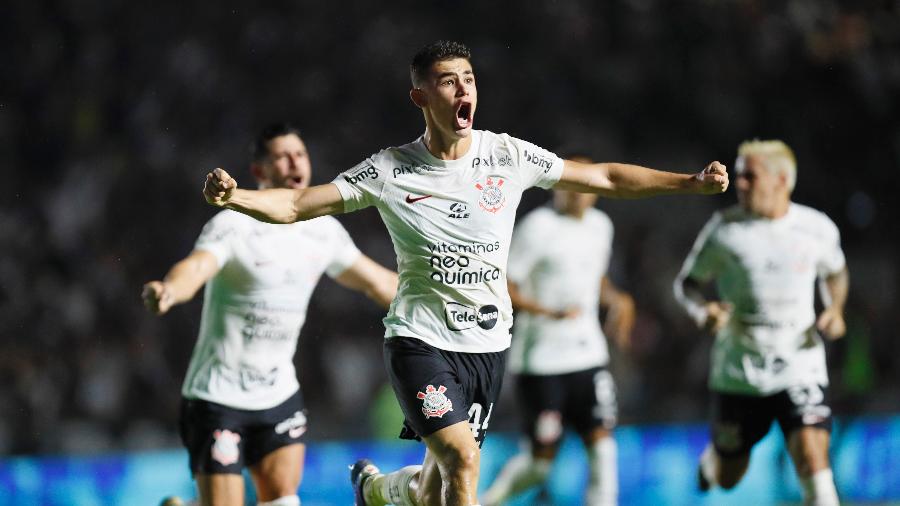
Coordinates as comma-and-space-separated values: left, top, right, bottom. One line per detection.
2, 0, 898, 455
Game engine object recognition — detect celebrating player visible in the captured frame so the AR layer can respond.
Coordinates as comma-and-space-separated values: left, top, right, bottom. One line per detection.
143, 123, 397, 506
481, 158, 635, 506
203, 41, 728, 506
673, 139, 847, 506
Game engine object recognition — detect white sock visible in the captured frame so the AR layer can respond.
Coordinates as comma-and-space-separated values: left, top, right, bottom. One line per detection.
379, 465, 421, 506
699, 443, 719, 488
481, 453, 552, 506
257, 495, 300, 506
585, 437, 618, 506
800, 468, 839, 506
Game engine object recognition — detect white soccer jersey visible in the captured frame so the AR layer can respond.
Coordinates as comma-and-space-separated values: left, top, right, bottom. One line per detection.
332, 130, 564, 353
676, 203, 846, 395
507, 206, 615, 375
182, 210, 361, 410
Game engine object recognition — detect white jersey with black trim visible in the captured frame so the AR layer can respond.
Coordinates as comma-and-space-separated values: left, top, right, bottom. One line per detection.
182, 210, 361, 410
507, 206, 614, 375
331, 130, 564, 353
676, 203, 846, 395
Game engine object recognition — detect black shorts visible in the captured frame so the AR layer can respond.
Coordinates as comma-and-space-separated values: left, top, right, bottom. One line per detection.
384, 336, 507, 448
178, 390, 308, 474
517, 366, 618, 447
711, 384, 832, 457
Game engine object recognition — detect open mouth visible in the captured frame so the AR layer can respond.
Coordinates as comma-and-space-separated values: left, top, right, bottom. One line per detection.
454, 102, 473, 130
287, 175, 305, 188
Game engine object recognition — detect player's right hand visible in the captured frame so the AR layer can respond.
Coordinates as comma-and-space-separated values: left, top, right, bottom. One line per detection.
142, 281, 174, 315
549, 305, 582, 320
703, 301, 732, 333
204, 168, 237, 207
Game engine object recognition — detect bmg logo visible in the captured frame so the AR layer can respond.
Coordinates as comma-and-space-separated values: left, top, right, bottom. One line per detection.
344, 165, 379, 184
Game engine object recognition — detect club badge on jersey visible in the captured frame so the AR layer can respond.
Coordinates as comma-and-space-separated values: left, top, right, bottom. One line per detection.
475, 177, 506, 213
417, 384, 454, 418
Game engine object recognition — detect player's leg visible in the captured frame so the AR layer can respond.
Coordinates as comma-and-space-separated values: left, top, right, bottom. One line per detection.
179, 398, 250, 506
575, 368, 619, 506
481, 373, 563, 506
195, 474, 245, 506
699, 392, 772, 490
778, 384, 839, 506
419, 420, 483, 505
248, 444, 304, 505
246, 392, 308, 505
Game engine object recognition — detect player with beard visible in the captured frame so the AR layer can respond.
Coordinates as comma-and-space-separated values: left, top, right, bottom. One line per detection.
202, 42, 728, 506
143, 123, 397, 506
674, 139, 847, 506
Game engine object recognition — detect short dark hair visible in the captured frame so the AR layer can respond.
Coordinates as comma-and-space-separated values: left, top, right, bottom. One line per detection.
410, 40, 472, 87
250, 123, 302, 162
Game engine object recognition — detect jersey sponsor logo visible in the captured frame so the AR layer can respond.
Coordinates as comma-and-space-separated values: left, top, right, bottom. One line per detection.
475, 177, 506, 213
428, 241, 502, 286
211, 429, 241, 466
274, 410, 308, 439
392, 164, 429, 178
445, 302, 500, 331
417, 384, 453, 419
405, 194, 433, 204
343, 165, 379, 184
524, 149, 554, 173
448, 202, 470, 219
471, 154, 512, 168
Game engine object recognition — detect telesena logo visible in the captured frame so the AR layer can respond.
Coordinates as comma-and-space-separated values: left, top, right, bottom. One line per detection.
524, 150, 554, 173
445, 302, 500, 331
344, 165, 379, 184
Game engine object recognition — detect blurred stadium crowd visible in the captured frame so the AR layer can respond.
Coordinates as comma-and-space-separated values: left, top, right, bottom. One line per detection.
2, 0, 898, 455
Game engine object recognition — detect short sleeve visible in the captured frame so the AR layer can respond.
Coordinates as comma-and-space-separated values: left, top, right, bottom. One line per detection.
508, 136, 564, 189
323, 219, 363, 278
507, 212, 546, 284
816, 215, 846, 277
331, 154, 387, 213
193, 211, 238, 268
679, 213, 725, 283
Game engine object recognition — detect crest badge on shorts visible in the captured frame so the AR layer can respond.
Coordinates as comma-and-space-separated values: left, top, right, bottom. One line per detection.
417, 384, 453, 419
211, 429, 241, 466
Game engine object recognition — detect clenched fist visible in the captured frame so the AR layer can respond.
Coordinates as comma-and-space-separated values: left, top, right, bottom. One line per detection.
142, 281, 174, 315
204, 168, 237, 206
694, 161, 729, 195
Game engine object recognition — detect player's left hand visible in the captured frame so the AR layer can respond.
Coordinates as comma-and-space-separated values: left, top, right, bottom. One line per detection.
694, 161, 729, 194
816, 307, 846, 340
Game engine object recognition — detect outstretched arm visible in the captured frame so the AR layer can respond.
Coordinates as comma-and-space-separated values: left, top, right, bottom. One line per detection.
333, 255, 399, 310
555, 159, 729, 198
204, 168, 345, 223
816, 267, 849, 340
142, 249, 220, 315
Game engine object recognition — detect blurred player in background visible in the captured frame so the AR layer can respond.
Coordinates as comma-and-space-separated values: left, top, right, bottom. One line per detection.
481, 156, 635, 506
202, 41, 728, 506
673, 140, 847, 506
142, 123, 398, 506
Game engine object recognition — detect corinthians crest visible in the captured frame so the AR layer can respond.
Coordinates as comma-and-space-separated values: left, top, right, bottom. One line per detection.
417, 384, 453, 419
475, 177, 506, 213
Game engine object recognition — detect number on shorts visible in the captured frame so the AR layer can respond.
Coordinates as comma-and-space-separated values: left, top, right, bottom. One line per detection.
593, 370, 616, 405
468, 402, 494, 439
787, 384, 824, 407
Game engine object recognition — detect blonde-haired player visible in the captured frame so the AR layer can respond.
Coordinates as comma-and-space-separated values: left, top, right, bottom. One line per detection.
674, 139, 847, 506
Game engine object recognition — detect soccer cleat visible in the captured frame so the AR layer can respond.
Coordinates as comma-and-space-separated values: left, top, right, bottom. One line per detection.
697, 465, 711, 492
350, 458, 380, 506
158, 497, 187, 506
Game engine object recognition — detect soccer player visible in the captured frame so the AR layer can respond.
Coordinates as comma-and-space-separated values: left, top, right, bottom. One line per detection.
202, 41, 728, 506
673, 140, 847, 506
143, 123, 398, 506
480, 158, 635, 506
